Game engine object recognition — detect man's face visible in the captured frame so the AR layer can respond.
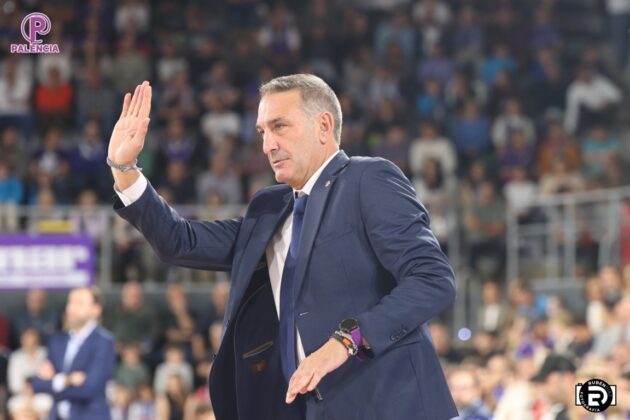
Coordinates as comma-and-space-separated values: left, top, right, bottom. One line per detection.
256, 90, 322, 190
65, 288, 99, 330
449, 371, 479, 409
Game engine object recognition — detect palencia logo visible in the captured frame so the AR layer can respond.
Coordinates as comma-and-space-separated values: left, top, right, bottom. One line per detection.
575, 378, 617, 413
10, 12, 60, 54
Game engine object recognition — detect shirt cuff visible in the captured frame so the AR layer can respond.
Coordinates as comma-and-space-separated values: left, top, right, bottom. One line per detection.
114, 174, 148, 206
52, 374, 67, 392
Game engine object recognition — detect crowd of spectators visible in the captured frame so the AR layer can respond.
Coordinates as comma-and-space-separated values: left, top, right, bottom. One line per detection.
1, 0, 630, 418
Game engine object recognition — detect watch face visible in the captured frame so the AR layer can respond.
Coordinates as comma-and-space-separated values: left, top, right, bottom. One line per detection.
340, 318, 359, 332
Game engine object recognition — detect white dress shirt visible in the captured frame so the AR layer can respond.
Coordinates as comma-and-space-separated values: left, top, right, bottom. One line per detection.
53, 320, 98, 419
115, 151, 341, 364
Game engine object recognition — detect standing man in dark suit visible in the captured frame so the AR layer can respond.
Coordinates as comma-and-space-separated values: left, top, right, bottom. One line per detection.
31, 287, 115, 420
108, 75, 458, 419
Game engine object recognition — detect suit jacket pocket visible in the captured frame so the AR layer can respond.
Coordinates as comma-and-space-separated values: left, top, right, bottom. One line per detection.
242, 340, 273, 359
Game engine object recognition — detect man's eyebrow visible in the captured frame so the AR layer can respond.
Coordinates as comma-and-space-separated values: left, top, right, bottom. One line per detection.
256, 117, 289, 131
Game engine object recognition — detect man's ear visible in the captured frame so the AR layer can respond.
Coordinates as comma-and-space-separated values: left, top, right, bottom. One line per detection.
318, 112, 334, 144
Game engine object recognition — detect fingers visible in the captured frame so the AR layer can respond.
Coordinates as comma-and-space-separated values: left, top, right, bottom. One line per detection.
139, 81, 152, 118
128, 85, 141, 117
129, 83, 144, 117
286, 369, 314, 403
119, 93, 131, 118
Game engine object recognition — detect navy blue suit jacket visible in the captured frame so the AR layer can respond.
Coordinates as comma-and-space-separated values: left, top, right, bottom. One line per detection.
32, 326, 115, 420
115, 151, 458, 420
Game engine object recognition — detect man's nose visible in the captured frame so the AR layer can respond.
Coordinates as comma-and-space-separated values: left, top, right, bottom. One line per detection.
262, 133, 278, 155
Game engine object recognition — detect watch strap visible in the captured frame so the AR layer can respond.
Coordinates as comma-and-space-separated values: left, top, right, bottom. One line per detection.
106, 157, 143, 173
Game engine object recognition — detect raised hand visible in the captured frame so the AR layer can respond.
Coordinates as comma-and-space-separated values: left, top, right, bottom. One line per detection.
108, 81, 152, 165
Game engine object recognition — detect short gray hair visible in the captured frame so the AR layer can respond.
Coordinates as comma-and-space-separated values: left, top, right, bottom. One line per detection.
259, 74, 343, 144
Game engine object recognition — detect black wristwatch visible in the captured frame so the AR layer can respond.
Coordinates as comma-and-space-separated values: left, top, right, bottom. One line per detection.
339, 318, 362, 347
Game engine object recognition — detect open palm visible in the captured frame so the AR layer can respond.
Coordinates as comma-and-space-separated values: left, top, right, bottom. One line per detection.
108, 81, 152, 164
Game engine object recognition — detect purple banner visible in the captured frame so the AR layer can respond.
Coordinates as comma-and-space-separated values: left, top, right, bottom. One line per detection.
0, 234, 95, 290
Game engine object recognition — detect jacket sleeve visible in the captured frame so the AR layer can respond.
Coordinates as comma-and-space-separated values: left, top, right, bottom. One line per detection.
113, 181, 242, 271
54, 335, 116, 401
355, 159, 456, 357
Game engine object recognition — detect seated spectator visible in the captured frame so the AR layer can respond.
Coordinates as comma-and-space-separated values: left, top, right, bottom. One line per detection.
503, 166, 537, 223
196, 154, 242, 205
413, 158, 456, 251
497, 129, 536, 184
200, 93, 241, 150
156, 160, 196, 205
580, 125, 622, 178
482, 43, 517, 86
156, 374, 187, 420
156, 70, 198, 124
0, 56, 34, 141
415, 78, 447, 123
464, 181, 506, 278
564, 65, 622, 135
69, 119, 108, 196
530, 353, 578, 420
429, 323, 463, 364
12, 289, 59, 346
417, 44, 455, 87
111, 32, 151, 96
537, 120, 580, 176
184, 361, 213, 420
491, 98, 536, 151
450, 100, 491, 168
374, 11, 415, 65
69, 189, 108, 241
106, 281, 158, 352
76, 66, 116, 132
409, 121, 457, 179
34, 66, 74, 133
128, 383, 156, 420
110, 384, 133, 420
115, 343, 150, 394
448, 367, 493, 420
539, 159, 585, 196
160, 282, 196, 356
370, 125, 410, 176
154, 344, 194, 396
529, 7, 561, 51
450, 5, 483, 68
478, 282, 510, 334
0, 160, 23, 231
592, 296, 630, 359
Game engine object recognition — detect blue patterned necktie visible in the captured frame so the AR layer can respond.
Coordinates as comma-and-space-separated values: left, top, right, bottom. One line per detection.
279, 193, 308, 382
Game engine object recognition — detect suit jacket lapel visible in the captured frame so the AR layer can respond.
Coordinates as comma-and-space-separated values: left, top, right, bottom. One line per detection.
226, 190, 293, 321
292, 151, 350, 302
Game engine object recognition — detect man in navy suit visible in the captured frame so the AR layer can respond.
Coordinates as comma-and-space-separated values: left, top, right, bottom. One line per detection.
108, 75, 457, 419
31, 287, 115, 420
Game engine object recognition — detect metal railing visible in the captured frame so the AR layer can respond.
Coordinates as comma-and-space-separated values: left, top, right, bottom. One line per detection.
506, 185, 630, 283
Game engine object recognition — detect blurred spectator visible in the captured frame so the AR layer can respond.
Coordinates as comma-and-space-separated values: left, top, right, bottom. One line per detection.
530, 353, 577, 420
409, 121, 456, 179
106, 281, 157, 351
35, 66, 74, 133
478, 282, 510, 334
6, 328, 53, 417
161, 283, 195, 354
448, 367, 493, 420
536, 120, 580, 176
491, 98, 536, 150
156, 41, 188, 85
156, 373, 187, 420
70, 119, 109, 196
464, 181, 506, 278
128, 383, 156, 420
196, 154, 242, 205
503, 166, 537, 223
157, 71, 198, 124
374, 11, 415, 65
0, 56, 34, 140
115, 343, 150, 394
417, 44, 454, 87
370, 125, 410, 176
12, 289, 59, 346
413, 158, 456, 250
450, 6, 482, 68
111, 32, 151, 96
0, 160, 23, 232
539, 159, 585, 196
156, 160, 195, 205
69, 189, 108, 241
154, 345, 193, 396
497, 129, 536, 184
192, 281, 228, 362
76, 66, 116, 133
450, 100, 491, 167
115, 0, 151, 34
606, 0, 630, 68
482, 44, 517, 86
200, 94, 241, 150
430, 323, 463, 364
564, 66, 622, 135
415, 78, 447, 123
110, 384, 133, 420
529, 7, 561, 51
580, 125, 622, 178
592, 296, 630, 358
413, 0, 451, 55
257, 4, 301, 70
